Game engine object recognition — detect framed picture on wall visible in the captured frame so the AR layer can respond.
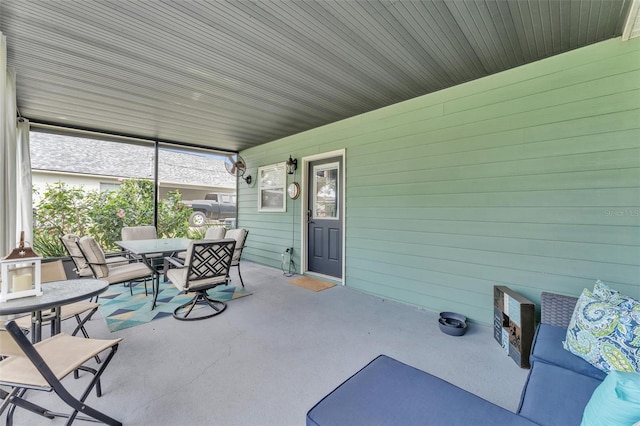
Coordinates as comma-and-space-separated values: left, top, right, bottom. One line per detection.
258, 162, 286, 212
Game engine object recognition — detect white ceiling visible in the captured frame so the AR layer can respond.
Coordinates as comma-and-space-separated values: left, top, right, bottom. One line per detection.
1, 0, 634, 152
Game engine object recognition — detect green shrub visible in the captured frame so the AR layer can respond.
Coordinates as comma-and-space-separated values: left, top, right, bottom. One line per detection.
33, 179, 193, 256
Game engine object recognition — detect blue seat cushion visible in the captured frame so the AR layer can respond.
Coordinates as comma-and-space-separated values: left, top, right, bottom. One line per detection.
307, 355, 538, 426
517, 361, 602, 426
530, 324, 606, 381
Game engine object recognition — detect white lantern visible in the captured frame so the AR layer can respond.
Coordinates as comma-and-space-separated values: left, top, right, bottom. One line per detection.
0, 257, 43, 302
1, 231, 44, 303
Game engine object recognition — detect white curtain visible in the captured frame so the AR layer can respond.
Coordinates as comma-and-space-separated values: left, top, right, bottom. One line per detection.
1, 32, 32, 257
16, 119, 32, 246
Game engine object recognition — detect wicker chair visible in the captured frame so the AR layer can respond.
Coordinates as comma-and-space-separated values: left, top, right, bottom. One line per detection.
540, 292, 578, 328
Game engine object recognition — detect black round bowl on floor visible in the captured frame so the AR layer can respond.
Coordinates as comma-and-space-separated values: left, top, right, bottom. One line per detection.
438, 312, 468, 336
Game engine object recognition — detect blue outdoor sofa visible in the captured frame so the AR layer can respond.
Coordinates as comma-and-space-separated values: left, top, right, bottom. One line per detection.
307, 292, 605, 426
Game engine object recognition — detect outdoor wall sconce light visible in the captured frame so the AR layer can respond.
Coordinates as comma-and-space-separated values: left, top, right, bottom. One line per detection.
286, 155, 298, 175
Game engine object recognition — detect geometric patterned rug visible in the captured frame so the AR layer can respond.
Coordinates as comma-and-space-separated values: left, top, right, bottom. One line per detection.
97, 281, 252, 332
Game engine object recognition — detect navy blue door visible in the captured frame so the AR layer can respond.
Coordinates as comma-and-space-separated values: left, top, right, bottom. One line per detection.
307, 157, 342, 278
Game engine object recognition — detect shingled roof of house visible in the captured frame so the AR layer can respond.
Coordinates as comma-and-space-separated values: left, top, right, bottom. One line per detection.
30, 132, 235, 188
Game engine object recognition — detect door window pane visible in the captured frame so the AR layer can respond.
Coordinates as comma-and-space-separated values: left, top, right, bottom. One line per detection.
313, 162, 339, 220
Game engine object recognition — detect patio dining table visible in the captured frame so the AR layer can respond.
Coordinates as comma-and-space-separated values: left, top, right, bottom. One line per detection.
0, 278, 109, 419
0, 278, 109, 342
115, 238, 191, 309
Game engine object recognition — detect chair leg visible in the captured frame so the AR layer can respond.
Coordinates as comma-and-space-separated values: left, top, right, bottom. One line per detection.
71, 309, 97, 338
173, 292, 227, 321
72, 311, 102, 364
3, 322, 120, 425
0, 388, 14, 417
5, 389, 56, 425
204, 295, 227, 312
237, 264, 244, 288
173, 295, 199, 319
51, 344, 122, 426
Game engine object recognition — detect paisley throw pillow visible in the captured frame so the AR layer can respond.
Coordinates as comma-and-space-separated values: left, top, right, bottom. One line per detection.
563, 288, 640, 373
593, 280, 639, 310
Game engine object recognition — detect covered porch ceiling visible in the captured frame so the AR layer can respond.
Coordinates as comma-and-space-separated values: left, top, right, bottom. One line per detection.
1, 0, 636, 152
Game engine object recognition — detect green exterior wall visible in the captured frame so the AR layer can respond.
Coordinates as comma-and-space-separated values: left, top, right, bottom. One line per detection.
240, 37, 640, 325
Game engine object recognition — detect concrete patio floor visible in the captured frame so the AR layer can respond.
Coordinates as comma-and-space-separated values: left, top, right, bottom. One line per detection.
2, 262, 530, 425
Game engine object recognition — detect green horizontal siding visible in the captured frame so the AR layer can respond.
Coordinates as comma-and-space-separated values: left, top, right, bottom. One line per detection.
240, 37, 640, 324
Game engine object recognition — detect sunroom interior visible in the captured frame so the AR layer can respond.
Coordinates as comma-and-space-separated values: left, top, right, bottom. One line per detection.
1, 1, 639, 423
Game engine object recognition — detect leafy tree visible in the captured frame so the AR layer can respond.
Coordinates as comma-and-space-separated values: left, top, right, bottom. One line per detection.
158, 190, 192, 238
32, 182, 92, 258
85, 179, 155, 250
33, 182, 91, 236
33, 179, 193, 257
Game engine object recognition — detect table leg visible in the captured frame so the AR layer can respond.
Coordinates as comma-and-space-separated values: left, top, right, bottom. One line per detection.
138, 254, 161, 310
31, 311, 42, 343
151, 270, 160, 310
125, 252, 170, 310
52, 307, 62, 335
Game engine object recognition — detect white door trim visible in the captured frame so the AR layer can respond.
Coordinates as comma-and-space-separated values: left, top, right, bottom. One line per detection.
300, 149, 346, 285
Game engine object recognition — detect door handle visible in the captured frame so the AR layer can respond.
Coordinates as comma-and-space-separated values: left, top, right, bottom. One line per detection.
307, 209, 314, 224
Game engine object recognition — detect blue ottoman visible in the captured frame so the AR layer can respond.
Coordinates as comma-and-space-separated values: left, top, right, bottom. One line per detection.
307, 355, 537, 426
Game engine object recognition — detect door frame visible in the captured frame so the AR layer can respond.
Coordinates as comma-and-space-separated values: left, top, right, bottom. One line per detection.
300, 149, 346, 284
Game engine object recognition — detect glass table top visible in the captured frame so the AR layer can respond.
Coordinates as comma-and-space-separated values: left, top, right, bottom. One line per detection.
115, 238, 191, 255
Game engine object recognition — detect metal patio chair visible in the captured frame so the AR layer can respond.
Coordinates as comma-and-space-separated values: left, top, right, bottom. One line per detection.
165, 239, 235, 321
165, 226, 227, 281
225, 228, 249, 288
120, 225, 164, 267
0, 320, 122, 425
60, 234, 128, 278
78, 236, 154, 296
175, 226, 226, 261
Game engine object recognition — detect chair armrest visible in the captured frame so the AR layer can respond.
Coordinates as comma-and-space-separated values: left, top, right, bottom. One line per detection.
164, 256, 184, 268
540, 292, 578, 328
104, 252, 135, 264
85, 260, 108, 267
105, 250, 124, 258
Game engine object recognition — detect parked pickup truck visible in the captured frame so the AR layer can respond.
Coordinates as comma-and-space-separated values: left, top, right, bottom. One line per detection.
183, 193, 237, 226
